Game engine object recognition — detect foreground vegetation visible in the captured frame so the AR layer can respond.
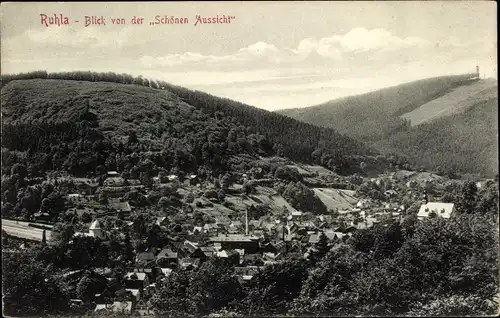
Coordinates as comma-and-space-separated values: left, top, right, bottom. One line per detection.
3, 180, 498, 316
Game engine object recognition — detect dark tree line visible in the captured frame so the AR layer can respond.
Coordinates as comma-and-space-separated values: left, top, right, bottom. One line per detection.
1, 70, 156, 88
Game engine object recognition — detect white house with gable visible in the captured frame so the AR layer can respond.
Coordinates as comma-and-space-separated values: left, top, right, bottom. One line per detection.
417, 202, 456, 220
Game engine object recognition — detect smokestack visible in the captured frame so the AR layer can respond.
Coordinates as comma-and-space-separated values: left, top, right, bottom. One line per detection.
245, 208, 249, 235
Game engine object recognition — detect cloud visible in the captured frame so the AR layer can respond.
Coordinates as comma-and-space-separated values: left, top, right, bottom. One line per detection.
138, 27, 433, 69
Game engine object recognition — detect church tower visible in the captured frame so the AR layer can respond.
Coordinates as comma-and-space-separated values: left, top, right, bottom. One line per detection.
89, 219, 105, 239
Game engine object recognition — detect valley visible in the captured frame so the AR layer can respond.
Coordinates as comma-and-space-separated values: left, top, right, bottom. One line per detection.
1, 71, 498, 317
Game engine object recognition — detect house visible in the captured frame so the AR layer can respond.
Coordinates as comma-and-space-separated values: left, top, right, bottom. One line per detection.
384, 189, 399, 198
179, 258, 201, 270
189, 226, 204, 235
323, 231, 345, 241
156, 217, 168, 226
263, 252, 282, 262
34, 212, 51, 222
253, 229, 265, 238
72, 178, 97, 195
356, 200, 372, 209
241, 253, 264, 266
216, 249, 240, 265
248, 219, 263, 231
107, 171, 120, 178
230, 220, 243, 229
153, 176, 161, 185
124, 272, 149, 291
290, 211, 303, 221
136, 249, 156, 263
111, 301, 133, 314
108, 200, 132, 213
127, 179, 142, 186
308, 232, 322, 244
182, 240, 206, 259
262, 241, 286, 254
203, 223, 218, 235
417, 202, 456, 220
156, 248, 178, 267
126, 288, 140, 302
296, 221, 317, 231
209, 234, 260, 254
234, 266, 262, 284
170, 240, 206, 261
200, 246, 217, 258
286, 223, 299, 235
103, 177, 125, 187
68, 193, 84, 204
74, 219, 105, 239
384, 203, 399, 212
167, 175, 178, 182
159, 268, 173, 279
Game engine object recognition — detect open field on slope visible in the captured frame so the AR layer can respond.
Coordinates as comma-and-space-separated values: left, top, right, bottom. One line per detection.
312, 188, 359, 210
400, 79, 498, 126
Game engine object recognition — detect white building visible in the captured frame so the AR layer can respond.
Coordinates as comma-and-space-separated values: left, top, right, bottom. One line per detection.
73, 219, 105, 239
417, 202, 456, 220
89, 219, 105, 239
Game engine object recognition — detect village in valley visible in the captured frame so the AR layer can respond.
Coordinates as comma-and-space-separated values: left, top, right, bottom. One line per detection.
1, 2, 498, 316
2, 156, 482, 315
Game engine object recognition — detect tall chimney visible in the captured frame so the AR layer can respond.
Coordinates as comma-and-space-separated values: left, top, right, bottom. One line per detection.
245, 208, 249, 235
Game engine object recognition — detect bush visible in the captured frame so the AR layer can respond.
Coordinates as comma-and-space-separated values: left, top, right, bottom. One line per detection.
282, 181, 327, 214
204, 189, 218, 199
274, 166, 302, 182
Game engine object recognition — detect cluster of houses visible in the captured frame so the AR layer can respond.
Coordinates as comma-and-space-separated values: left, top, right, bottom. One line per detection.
30, 170, 457, 315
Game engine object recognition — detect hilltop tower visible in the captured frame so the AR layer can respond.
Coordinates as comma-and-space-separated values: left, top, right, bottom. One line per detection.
476, 65, 480, 79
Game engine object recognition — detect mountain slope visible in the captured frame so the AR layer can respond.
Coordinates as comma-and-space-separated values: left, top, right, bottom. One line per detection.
1, 78, 274, 177
278, 74, 498, 177
157, 82, 382, 172
374, 97, 499, 177
1, 75, 393, 178
278, 74, 480, 142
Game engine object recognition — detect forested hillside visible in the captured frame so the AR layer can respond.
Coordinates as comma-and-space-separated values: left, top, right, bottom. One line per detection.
278, 74, 478, 142
1, 78, 273, 179
375, 97, 499, 178
278, 74, 498, 178
1, 72, 404, 179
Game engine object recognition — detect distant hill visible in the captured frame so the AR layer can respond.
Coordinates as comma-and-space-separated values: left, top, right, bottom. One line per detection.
1, 73, 394, 178
278, 74, 498, 177
278, 74, 481, 142
375, 97, 499, 178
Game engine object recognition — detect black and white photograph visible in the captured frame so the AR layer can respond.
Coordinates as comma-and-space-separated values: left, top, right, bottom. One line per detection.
1, 1, 498, 317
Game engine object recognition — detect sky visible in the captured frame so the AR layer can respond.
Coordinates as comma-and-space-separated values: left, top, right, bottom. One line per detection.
1, 1, 497, 111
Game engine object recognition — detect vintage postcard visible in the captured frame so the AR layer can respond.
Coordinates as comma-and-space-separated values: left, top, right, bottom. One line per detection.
1, 1, 498, 317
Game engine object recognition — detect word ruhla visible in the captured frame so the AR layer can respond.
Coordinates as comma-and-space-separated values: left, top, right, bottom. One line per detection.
40, 13, 236, 27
